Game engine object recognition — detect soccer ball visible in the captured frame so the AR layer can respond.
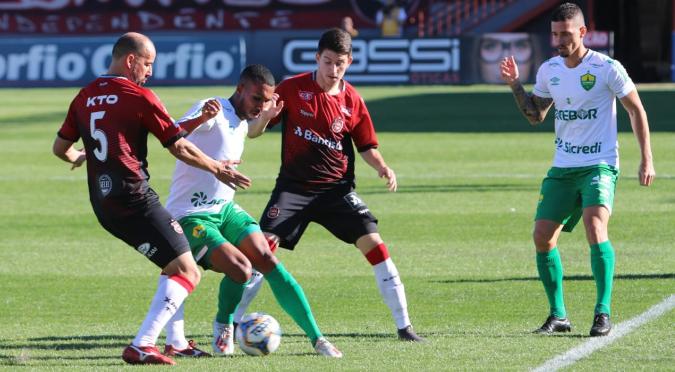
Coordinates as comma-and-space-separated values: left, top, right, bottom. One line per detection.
235, 312, 282, 356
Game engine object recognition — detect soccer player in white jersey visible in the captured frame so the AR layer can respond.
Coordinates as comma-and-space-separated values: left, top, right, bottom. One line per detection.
163, 64, 342, 358
500, 2, 655, 337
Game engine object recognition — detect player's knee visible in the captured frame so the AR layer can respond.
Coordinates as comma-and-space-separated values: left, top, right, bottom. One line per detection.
230, 259, 253, 284
532, 229, 556, 251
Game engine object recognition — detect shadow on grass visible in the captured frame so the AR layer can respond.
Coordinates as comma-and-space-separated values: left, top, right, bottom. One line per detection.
237, 183, 537, 196
433, 273, 675, 284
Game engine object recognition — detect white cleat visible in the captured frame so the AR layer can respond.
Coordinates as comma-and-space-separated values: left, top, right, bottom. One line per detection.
314, 337, 343, 358
212, 321, 234, 356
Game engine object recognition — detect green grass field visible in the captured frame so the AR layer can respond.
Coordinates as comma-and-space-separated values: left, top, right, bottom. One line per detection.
0, 86, 673, 370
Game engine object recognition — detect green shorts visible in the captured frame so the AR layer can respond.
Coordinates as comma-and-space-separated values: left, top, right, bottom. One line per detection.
535, 164, 619, 232
178, 201, 260, 270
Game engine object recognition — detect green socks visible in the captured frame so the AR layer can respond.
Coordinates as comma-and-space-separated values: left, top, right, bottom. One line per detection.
216, 276, 247, 324
266, 263, 322, 344
216, 262, 323, 344
536, 248, 566, 318
590, 241, 615, 315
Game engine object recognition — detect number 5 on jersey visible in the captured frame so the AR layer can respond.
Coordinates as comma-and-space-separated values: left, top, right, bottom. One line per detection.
90, 111, 108, 162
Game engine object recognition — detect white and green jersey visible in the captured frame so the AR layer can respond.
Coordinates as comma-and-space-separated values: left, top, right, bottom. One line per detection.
533, 49, 635, 168
165, 97, 247, 220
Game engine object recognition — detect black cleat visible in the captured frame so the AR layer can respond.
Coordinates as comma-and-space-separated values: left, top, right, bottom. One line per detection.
534, 316, 572, 334
590, 313, 611, 337
397, 325, 425, 342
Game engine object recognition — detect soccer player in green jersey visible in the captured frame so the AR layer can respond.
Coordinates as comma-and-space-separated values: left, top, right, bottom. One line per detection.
162, 64, 342, 358
500, 2, 655, 336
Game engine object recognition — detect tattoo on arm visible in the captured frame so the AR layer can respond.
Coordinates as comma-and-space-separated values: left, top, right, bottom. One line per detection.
510, 82, 553, 124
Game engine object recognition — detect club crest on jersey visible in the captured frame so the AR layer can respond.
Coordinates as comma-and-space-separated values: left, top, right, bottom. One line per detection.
267, 205, 280, 219
298, 91, 313, 101
171, 220, 184, 234
98, 174, 112, 197
580, 72, 596, 91
331, 117, 344, 133
192, 225, 206, 238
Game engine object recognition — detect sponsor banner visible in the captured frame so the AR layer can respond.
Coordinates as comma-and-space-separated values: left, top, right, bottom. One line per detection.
0, 0, 422, 34
0, 34, 244, 87
283, 37, 462, 84
672, 32, 675, 81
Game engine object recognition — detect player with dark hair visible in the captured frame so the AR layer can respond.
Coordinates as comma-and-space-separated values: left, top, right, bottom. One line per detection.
501, 2, 655, 336
163, 64, 342, 358
233, 28, 424, 342
52, 32, 250, 365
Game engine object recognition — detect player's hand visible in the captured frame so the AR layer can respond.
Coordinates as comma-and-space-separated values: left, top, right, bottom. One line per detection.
216, 160, 251, 190
500, 56, 520, 86
200, 99, 222, 121
378, 165, 397, 192
70, 148, 86, 170
260, 93, 284, 122
638, 159, 655, 186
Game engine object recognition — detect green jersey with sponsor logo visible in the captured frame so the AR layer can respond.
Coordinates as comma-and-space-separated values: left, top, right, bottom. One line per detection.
533, 50, 635, 168
165, 98, 248, 220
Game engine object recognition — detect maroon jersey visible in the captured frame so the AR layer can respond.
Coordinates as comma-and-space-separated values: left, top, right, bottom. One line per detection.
270, 72, 378, 191
58, 76, 185, 213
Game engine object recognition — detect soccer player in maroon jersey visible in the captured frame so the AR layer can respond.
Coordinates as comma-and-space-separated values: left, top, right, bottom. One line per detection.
52, 32, 251, 365
236, 28, 424, 342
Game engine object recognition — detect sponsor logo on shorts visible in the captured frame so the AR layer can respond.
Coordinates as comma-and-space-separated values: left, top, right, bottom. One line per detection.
590, 174, 613, 186
137, 242, 158, 258
98, 174, 112, 197
344, 192, 368, 213
192, 225, 206, 238
331, 117, 344, 133
299, 91, 313, 101
171, 220, 184, 234
267, 205, 280, 219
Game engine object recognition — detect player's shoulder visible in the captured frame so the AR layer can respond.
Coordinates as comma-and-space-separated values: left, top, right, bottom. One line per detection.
281, 71, 313, 87
342, 80, 364, 102
585, 50, 624, 72
539, 56, 565, 71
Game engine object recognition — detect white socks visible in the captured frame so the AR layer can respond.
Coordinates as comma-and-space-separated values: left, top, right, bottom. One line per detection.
164, 302, 188, 349
133, 274, 190, 347
233, 270, 264, 323
373, 258, 410, 329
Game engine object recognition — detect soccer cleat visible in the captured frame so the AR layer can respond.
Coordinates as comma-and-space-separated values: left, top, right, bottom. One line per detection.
164, 340, 211, 358
122, 344, 176, 365
534, 315, 572, 334
313, 337, 343, 358
212, 321, 234, 356
590, 313, 612, 337
397, 325, 425, 342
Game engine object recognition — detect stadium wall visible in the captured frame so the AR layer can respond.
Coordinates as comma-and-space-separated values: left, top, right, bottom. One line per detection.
0, 30, 613, 87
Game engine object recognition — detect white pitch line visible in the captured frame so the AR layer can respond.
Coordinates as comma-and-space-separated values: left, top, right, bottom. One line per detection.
532, 294, 675, 372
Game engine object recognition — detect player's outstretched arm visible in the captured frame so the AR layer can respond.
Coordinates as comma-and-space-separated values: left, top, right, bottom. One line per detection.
52, 136, 86, 170
500, 56, 553, 125
248, 94, 284, 138
169, 137, 251, 190
359, 148, 397, 192
619, 90, 655, 186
